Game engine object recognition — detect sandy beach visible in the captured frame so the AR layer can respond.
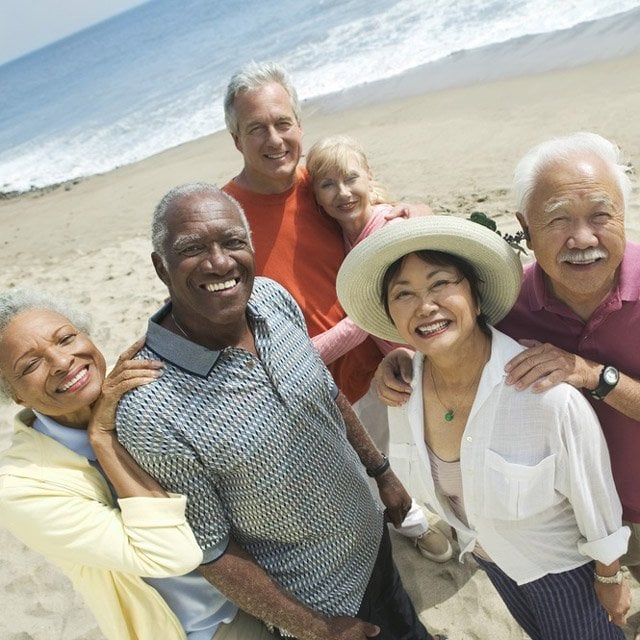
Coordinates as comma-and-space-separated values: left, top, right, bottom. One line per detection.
1, 45, 640, 639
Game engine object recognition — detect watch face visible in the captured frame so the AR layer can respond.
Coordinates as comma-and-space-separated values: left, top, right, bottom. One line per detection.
603, 366, 619, 385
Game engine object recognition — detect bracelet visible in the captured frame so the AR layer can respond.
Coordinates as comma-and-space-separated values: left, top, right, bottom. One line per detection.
366, 453, 390, 478
594, 569, 624, 584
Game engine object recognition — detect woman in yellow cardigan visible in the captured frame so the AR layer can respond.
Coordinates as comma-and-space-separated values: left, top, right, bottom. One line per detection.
0, 289, 267, 640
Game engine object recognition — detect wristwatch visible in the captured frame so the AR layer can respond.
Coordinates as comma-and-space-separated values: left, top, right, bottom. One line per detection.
594, 569, 624, 584
590, 365, 620, 400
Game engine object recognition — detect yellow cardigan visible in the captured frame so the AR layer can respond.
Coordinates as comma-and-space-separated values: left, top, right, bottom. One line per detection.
0, 409, 203, 640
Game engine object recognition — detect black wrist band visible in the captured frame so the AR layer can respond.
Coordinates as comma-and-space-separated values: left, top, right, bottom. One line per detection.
366, 453, 390, 478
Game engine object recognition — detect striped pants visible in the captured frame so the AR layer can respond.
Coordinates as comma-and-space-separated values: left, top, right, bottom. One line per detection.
475, 557, 625, 640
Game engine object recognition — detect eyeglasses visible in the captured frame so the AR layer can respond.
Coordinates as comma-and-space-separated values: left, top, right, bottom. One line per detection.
388, 275, 466, 307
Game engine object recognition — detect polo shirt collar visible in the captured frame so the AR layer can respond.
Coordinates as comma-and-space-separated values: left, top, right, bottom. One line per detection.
527, 242, 638, 312
527, 263, 575, 316
32, 410, 96, 461
146, 297, 265, 377
527, 262, 548, 311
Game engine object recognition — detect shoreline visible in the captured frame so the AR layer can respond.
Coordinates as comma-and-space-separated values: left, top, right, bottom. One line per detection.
310, 5, 640, 114
3, 5, 640, 200
1, 49, 638, 272
1, 46, 640, 640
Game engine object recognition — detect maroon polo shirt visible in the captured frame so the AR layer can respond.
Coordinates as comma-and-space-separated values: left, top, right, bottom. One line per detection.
498, 243, 640, 522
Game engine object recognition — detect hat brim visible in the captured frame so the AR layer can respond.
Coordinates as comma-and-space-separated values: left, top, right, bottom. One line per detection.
336, 216, 523, 343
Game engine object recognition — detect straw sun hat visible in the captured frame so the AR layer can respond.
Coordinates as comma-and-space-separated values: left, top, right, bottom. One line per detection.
336, 216, 523, 344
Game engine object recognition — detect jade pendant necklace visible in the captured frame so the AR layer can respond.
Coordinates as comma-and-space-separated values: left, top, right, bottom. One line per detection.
429, 362, 484, 423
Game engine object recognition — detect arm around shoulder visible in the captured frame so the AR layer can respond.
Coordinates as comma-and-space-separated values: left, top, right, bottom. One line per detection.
0, 466, 202, 578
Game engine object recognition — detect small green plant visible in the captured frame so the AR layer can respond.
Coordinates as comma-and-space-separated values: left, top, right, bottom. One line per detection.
468, 211, 527, 256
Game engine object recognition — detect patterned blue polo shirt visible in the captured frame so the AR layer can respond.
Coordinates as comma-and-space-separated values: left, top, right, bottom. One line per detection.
116, 277, 383, 617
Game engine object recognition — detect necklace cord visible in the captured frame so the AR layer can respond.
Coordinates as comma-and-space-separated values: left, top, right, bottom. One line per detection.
429, 357, 485, 423
171, 311, 190, 339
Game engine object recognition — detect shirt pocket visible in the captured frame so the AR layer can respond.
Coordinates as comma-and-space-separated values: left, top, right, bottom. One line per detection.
483, 450, 556, 521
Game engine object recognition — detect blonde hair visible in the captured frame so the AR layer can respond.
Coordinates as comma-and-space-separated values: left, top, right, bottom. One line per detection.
306, 135, 392, 205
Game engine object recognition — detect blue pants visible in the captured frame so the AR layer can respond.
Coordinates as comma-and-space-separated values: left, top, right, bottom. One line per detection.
475, 557, 624, 640
356, 525, 433, 640
271, 526, 433, 640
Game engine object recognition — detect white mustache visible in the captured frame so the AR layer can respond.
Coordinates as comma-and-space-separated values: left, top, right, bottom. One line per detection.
558, 248, 608, 264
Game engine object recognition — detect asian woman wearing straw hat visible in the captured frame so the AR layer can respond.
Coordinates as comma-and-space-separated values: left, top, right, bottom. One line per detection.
336, 216, 630, 640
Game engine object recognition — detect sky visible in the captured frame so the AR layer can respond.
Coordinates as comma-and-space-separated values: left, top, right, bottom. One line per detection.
0, 0, 150, 65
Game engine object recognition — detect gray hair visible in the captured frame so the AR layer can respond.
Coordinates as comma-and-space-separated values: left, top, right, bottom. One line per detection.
513, 132, 631, 219
0, 288, 91, 403
151, 183, 253, 263
224, 61, 301, 136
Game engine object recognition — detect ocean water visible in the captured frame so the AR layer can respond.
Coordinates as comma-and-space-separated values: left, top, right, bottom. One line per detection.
1, 0, 639, 194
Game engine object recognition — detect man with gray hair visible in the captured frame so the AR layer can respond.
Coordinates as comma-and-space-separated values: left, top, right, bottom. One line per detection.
222, 60, 381, 408
116, 183, 445, 640
376, 131, 638, 634
221, 61, 452, 564
499, 131, 639, 635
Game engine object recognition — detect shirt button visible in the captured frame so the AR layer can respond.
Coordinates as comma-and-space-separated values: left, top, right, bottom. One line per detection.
466, 436, 472, 442
246, 360, 255, 370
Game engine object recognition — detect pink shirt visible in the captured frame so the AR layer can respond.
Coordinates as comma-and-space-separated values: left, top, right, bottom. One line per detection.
498, 242, 640, 521
312, 205, 403, 362
342, 204, 394, 252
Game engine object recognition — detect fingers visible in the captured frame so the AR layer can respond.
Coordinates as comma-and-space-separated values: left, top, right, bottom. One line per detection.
108, 355, 164, 383
110, 372, 163, 391
506, 363, 558, 392
374, 378, 411, 407
518, 338, 541, 348
112, 360, 164, 376
384, 204, 410, 221
104, 365, 163, 394
374, 363, 411, 393
374, 349, 414, 406
106, 364, 163, 385
505, 343, 550, 373
504, 344, 569, 391
600, 580, 631, 628
608, 607, 627, 627
610, 612, 626, 626
102, 360, 164, 406
113, 338, 163, 374
384, 507, 402, 528
378, 474, 412, 527
386, 501, 412, 528
91, 369, 163, 432
116, 337, 147, 362
398, 353, 414, 385
402, 502, 412, 521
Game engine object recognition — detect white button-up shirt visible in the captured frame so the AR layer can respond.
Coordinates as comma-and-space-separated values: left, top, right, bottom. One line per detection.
389, 328, 629, 585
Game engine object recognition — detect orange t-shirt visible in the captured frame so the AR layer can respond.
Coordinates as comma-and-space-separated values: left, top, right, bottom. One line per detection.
223, 167, 381, 403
